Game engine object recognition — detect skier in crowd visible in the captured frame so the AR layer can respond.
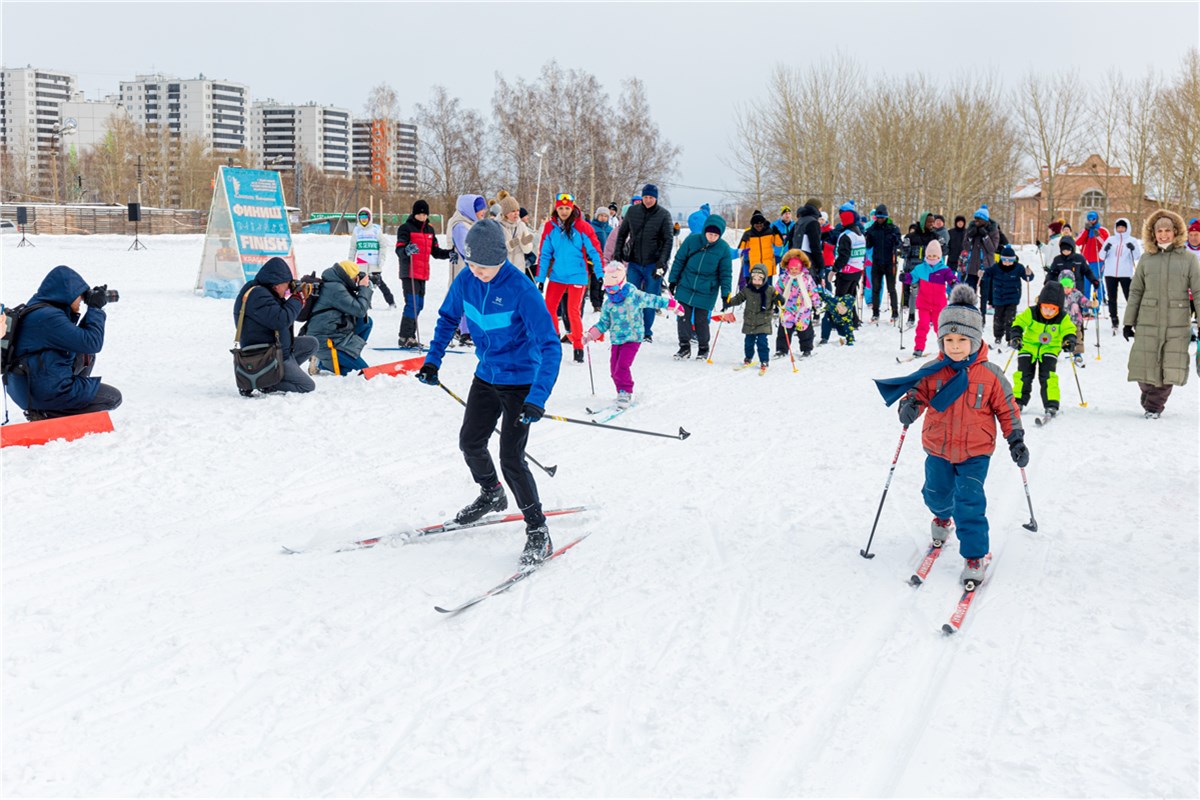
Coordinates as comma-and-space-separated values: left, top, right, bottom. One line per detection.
589, 207, 615, 311
831, 203, 867, 299
395, 199, 454, 348
1074, 211, 1109, 309
982, 243, 1034, 348
537, 193, 604, 364
772, 206, 795, 259
1045, 236, 1096, 290
1059, 275, 1093, 367
1098, 217, 1141, 333
1008, 279, 1077, 420
307, 260, 373, 375
668, 213, 733, 360
876, 284, 1026, 589
901, 239, 957, 358
774, 249, 822, 358
864, 204, 901, 324
723, 263, 780, 374
816, 284, 859, 346
348, 206, 394, 307
447, 194, 489, 347
962, 205, 999, 316
583, 261, 678, 408
946, 215, 968, 275
788, 199, 825, 284
415, 219, 562, 566
612, 184, 674, 343
736, 211, 783, 288
1038, 218, 1068, 271
1188, 218, 1200, 255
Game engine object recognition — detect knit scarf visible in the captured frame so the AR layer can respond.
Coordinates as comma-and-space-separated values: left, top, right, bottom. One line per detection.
874, 349, 981, 412
605, 282, 632, 305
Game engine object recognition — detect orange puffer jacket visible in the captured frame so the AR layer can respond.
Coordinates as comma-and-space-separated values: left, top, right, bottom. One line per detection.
912, 343, 1023, 463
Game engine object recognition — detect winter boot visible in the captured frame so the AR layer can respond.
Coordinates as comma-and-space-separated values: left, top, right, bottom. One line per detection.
308, 356, 320, 375
643, 334, 653, 344
560, 334, 571, 343
573, 348, 584, 363
397, 336, 419, 348
758, 362, 769, 376
931, 517, 954, 547
520, 523, 553, 567
696, 346, 709, 360
616, 391, 632, 408
456, 333, 473, 348
673, 344, 691, 360
1145, 410, 1161, 419
961, 557, 988, 590
454, 483, 507, 525
912, 349, 924, 358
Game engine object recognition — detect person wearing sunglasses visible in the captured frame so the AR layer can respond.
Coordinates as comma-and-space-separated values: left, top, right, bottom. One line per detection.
537, 193, 603, 362
982, 244, 1034, 348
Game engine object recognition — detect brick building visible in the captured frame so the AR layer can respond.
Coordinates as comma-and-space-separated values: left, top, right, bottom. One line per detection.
1010, 155, 1154, 244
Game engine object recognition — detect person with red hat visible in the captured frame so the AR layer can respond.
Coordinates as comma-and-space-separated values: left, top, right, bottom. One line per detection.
537, 193, 603, 363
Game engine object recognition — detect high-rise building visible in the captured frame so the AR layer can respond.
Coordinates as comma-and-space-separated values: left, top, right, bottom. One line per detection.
351, 118, 418, 193
118, 74, 249, 152
60, 92, 128, 152
1, 66, 78, 196
251, 101, 351, 176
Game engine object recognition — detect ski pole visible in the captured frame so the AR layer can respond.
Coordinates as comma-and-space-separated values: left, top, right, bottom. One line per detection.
1094, 293, 1102, 361
434, 380, 558, 477
1003, 348, 1015, 374
1020, 466, 1038, 531
859, 425, 909, 560
543, 412, 690, 440
707, 314, 724, 364
1069, 353, 1087, 407
783, 322, 798, 372
585, 342, 595, 396
328, 339, 340, 375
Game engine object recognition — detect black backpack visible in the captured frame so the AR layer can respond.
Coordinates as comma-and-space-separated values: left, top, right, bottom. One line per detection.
0, 302, 49, 384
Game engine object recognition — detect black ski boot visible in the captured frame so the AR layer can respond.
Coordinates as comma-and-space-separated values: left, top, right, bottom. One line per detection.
673, 344, 691, 360
521, 523, 553, 567
696, 346, 709, 360
573, 348, 584, 363
454, 483, 507, 525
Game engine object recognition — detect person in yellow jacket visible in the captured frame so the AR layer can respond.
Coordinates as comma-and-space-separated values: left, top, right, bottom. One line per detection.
1007, 280, 1077, 419
736, 210, 783, 288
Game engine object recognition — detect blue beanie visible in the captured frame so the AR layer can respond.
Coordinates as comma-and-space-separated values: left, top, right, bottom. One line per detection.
1086, 211, 1099, 223
973, 204, 990, 222
641, 184, 659, 199
472, 196, 488, 214
632, 194, 642, 203
839, 199, 856, 212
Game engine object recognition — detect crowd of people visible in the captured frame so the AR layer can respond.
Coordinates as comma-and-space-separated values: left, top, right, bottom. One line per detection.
2, 184, 1197, 573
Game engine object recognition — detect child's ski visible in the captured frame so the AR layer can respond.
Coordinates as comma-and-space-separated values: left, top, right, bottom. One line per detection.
585, 403, 632, 424
734, 361, 758, 372
1033, 411, 1059, 427
434, 533, 591, 614
281, 506, 588, 554
908, 543, 946, 586
896, 353, 930, 364
942, 553, 993, 635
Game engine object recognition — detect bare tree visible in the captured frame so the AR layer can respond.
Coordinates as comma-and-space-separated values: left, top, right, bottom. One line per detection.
1015, 69, 1088, 219
413, 85, 492, 214
1151, 48, 1200, 214
723, 101, 770, 212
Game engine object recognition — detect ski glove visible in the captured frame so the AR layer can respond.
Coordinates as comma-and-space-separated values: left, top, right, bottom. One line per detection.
583, 326, 602, 344
84, 285, 109, 309
1008, 433, 1030, 468
653, 266, 666, 279
1126, 242, 1135, 252
448, 251, 460, 266
404, 243, 420, 256
1008, 335, 1022, 350
524, 252, 536, 268
897, 394, 923, 426
416, 364, 439, 386
1061, 335, 1077, 352
518, 402, 544, 425
1123, 325, 1135, 341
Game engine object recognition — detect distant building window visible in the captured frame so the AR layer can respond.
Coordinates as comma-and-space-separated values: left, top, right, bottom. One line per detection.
1080, 190, 1105, 211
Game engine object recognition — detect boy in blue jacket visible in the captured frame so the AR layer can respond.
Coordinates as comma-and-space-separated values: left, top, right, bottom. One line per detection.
983, 244, 1034, 346
417, 219, 562, 566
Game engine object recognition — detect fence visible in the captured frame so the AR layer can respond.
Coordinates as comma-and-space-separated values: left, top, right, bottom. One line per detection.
0, 204, 206, 235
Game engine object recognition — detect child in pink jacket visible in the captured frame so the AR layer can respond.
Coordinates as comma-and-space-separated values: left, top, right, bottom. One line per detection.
902, 239, 958, 357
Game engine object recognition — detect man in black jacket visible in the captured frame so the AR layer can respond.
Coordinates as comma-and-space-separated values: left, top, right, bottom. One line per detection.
864, 204, 901, 322
232, 257, 317, 394
946, 215, 968, 272
612, 183, 674, 342
789, 198, 825, 282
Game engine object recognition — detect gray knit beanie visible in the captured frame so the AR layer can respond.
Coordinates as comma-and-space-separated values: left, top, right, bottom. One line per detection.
464, 218, 508, 268
938, 284, 984, 354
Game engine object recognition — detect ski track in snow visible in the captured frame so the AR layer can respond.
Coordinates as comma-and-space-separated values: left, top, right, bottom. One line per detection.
2, 234, 1197, 797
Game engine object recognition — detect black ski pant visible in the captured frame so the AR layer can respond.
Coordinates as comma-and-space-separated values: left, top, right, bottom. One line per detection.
398, 277, 426, 342
459, 377, 544, 525
993, 304, 1017, 342
677, 303, 712, 350
870, 265, 897, 319
901, 282, 915, 321
776, 323, 815, 354
1015, 352, 1060, 411
1105, 276, 1131, 327
34, 356, 123, 417
978, 272, 992, 316
834, 270, 862, 298
587, 271, 604, 311
369, 272, 395, 306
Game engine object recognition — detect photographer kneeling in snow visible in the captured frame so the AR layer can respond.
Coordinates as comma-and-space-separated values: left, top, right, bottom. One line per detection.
6, 265, 122, 421
305, 260, 374, 375
233, 257, 317, 394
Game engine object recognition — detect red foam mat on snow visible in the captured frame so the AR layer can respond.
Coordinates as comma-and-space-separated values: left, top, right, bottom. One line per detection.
361, 357, 424, 380
1, 411, 114, 448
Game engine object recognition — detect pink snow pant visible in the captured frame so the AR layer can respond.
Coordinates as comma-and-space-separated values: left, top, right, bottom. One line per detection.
610, 342, 641, 393
914, 285, 948, 353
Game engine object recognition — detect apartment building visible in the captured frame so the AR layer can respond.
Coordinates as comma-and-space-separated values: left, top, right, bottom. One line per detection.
251, 101, 351, 176
351, 118, 418, 193
118, 74, 249, 152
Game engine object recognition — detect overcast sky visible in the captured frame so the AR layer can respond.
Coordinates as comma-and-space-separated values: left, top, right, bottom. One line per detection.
4, 1, 1197, 214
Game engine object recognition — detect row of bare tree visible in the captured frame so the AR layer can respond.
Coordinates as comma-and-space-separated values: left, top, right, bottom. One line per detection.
726, 50, 1199, 232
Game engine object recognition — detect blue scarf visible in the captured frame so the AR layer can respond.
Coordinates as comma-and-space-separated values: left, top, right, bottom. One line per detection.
874, 349, 981, 412
605, 283, 632, 305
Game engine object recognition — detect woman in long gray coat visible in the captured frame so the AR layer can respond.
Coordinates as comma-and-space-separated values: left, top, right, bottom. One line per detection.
1122, 209, 1200, 418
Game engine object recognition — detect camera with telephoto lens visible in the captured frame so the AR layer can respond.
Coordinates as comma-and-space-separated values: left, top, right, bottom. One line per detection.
92, 286, 119, 303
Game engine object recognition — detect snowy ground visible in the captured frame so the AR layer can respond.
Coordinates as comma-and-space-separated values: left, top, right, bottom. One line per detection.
3, 233, 1197, 797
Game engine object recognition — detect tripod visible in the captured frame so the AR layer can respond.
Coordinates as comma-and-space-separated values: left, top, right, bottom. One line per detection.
16, 223, 33, 248
128, 217, 146, 251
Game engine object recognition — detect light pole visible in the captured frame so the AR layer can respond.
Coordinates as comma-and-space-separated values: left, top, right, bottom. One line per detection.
533, 144, 548, 228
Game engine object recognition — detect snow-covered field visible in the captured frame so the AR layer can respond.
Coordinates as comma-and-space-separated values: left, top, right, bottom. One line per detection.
3, 233, 1197, 797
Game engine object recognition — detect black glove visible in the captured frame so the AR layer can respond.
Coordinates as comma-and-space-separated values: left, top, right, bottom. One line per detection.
518, 402, 544, 425
1123, 325, 1135, 341
668, 283, 678, 295
84, 285, 109, 309
653, 266, 666, 279
404, 243, 420, 256
1008, 434, 1030, 467
416, 363, 439, 386
1126, 241, 1135, 252
369, 273, 382, 286
898, 394, 923, 426
1061, 335, 1077, 352
448, 251, 460, 266
1035, 239, 1043, 248
1008, 334, 1022, 350
524, 252, 536, 268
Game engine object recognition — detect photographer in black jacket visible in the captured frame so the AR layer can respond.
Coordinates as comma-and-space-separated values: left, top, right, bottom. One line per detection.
232, 257, 317, 394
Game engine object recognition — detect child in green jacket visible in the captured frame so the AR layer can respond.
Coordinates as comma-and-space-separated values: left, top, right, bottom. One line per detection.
1008, 280, 1078, 418
723, 264, 780, 374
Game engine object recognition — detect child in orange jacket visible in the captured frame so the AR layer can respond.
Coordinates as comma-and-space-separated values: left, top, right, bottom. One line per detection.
875, 285, 1027, 588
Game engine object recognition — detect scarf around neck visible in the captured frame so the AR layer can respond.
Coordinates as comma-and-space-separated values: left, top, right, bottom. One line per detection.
605, 283, 632, 305
874, 349, 982, 412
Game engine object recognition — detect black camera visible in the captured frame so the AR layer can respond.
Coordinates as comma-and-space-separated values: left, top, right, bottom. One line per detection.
106, 289, 120, 303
